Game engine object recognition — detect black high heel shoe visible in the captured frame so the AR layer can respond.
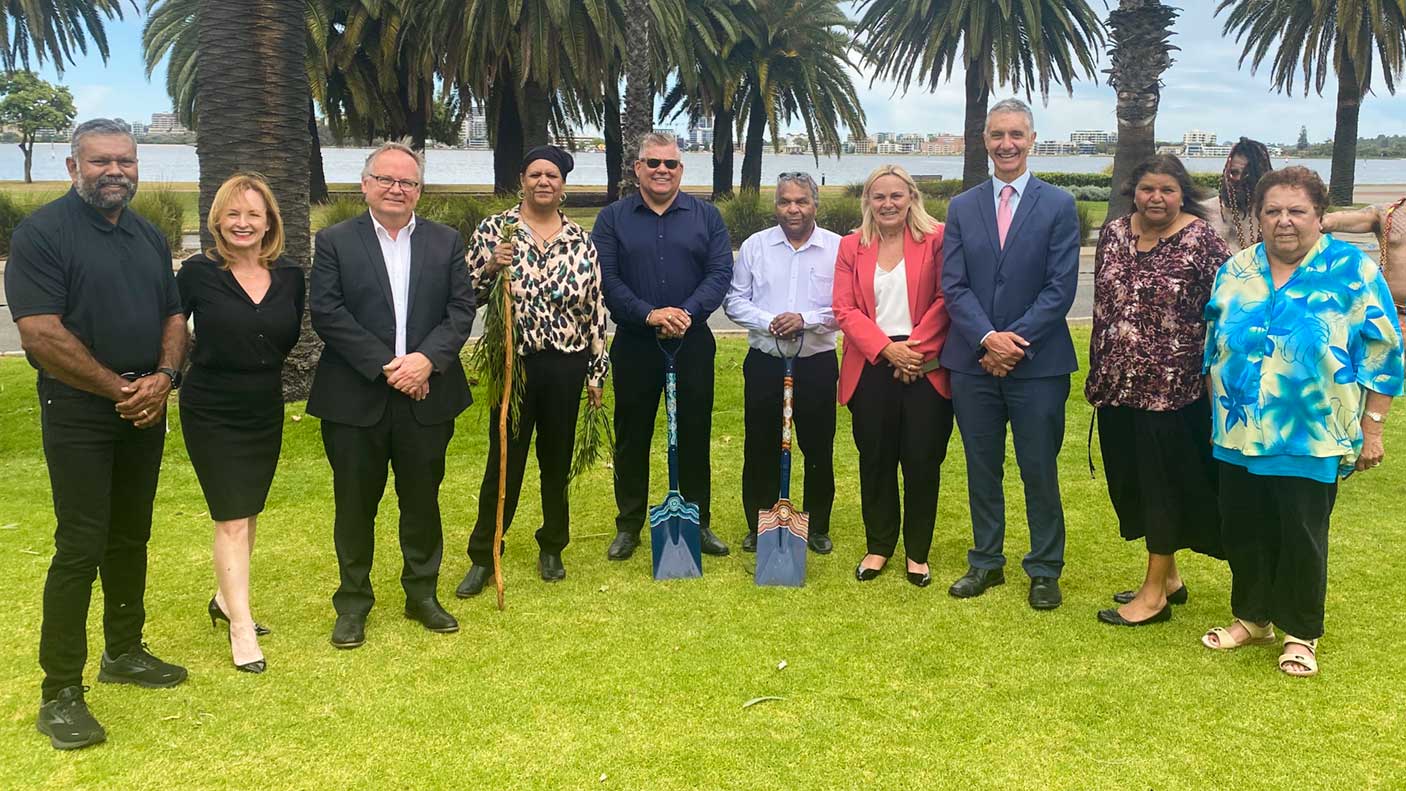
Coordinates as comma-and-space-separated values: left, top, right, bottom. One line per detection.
225, 626, 267, 674
209, 596, 271, 636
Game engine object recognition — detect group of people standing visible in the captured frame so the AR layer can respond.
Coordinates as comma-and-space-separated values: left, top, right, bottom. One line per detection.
9, 104, 1402, 752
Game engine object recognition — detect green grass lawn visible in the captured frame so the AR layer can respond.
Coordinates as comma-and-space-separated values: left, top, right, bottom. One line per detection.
2, 332, 1405, 789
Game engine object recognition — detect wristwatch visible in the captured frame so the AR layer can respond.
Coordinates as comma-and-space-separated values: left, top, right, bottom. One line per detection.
157, 367, 182, 389
1365, 410, 1387, 425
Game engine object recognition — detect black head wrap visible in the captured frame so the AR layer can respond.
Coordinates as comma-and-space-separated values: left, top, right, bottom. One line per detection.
521, 145, 574, 179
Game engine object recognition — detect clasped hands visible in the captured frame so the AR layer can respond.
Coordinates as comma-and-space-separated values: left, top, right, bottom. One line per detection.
980, 331, 1029, 377
881, 339, 924, 384
384, 352, 433, 400
647, 306, 691, 339
115, 374, 171, 429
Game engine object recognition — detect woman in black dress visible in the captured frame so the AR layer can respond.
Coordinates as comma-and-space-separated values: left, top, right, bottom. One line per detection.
178, 173, 303, 673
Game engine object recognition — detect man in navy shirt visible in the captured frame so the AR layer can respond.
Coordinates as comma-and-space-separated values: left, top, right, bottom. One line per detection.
595, 132, 733, 560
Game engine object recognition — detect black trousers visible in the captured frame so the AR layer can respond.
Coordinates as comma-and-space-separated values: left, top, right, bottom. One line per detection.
37, 378, 165, 700
322, 391, 455, 616
1218, 462, 1337, 640
468, 350, 588, 565
741, 348, 837, 534
847, 358, 954, 563
611, 328, 715, 534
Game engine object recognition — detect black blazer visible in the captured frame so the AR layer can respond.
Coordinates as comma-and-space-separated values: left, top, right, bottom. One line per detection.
307, 211, 474, 427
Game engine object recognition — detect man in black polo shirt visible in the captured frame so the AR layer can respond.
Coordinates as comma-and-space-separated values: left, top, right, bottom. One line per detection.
6, 118, 189, 751
596, 131, 734, 560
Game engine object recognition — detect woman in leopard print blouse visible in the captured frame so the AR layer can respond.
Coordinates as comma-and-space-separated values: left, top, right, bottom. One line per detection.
457, 145, 609, 594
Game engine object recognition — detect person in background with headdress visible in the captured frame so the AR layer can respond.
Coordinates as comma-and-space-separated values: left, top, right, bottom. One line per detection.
1211, 137, 1273, 252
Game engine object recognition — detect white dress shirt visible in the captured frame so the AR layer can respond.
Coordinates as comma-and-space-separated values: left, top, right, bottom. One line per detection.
370, 212, 417, 357
723, 224, 842, 356
873, 258, 913, 336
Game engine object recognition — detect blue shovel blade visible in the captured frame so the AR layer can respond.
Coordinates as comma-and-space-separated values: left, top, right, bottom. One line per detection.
755, 504, 807, 587
649, 491, 702, 580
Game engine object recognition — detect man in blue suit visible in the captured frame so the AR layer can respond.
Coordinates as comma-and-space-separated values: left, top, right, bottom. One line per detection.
939, 98, 1080, 610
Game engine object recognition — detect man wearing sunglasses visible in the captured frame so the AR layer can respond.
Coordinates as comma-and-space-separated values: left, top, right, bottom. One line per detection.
308, 140, 475, 649
596, 131, 735, 561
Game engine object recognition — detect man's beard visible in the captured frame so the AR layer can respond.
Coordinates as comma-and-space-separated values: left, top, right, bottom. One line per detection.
76, 175, 137, 211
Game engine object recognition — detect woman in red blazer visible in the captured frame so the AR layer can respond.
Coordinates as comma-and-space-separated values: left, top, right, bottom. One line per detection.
833, 164, 953, 587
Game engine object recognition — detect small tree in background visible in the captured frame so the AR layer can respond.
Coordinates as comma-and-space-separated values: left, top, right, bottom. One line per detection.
1297, 125, 1310, 152
0, 71, 77, 183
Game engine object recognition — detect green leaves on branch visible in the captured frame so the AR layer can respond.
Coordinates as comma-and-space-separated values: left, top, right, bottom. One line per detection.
468, 222, 526, 435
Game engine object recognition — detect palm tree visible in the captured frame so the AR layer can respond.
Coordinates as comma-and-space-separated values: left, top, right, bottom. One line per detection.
734, 0, 865, 194
194, 0, 314, 398
1216, 0, 1406, 206
857, 0, 1105, 189
619, 0, 653, 194
0, 0, 132, 74
1105, 0, 1180, 218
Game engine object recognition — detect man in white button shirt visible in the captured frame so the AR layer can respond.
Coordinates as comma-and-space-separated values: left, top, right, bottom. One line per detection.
724, 172, 842, 554
308, 140, 475, 648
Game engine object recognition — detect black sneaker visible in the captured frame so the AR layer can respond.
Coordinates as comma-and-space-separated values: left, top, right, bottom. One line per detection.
37, 686, 106, 750
97, 643, 188, 688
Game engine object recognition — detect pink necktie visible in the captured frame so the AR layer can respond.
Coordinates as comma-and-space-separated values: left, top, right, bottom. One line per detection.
997, 184, 1015, 249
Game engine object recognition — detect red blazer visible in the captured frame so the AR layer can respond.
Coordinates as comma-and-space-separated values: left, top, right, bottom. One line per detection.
832, 227, 951, 405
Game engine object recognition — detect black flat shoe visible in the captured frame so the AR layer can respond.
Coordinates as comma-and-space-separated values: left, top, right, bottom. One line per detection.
699, 527, 730, 556
948, 566, 1005, 598
456, 564, 492, 598
906, 570, 932, 588
741, 530, 758, 553
1097, 605, 1172, 627
1112, 585, 1188, 606
404, 597, 459, 633
538, 551, 566, 582
209, 596, 271, 636
808, 532, 833, 554
854, 558, 886, 581
330, 613, 365, 649
607, 531, 640, 560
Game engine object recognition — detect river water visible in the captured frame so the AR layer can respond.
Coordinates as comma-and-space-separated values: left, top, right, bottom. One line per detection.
8, 144, 1406, 186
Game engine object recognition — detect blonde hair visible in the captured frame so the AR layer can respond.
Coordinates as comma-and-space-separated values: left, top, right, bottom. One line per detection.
858, 165, 940, 247
206, 173, 285, 268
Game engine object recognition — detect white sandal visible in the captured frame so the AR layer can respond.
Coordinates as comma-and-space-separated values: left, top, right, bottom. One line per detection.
1278, 636, 1319, 677
1201, 618, 1276, 650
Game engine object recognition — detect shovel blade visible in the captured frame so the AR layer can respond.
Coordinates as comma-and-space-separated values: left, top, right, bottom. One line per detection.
649, 491, 702, 580
755, 501, 808, 587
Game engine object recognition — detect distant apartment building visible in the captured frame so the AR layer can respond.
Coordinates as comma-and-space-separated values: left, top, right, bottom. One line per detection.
1032, 140, 1077, 156
1183, 129, 1216, 146
921, 133, 964, 155
149, 112, 189, 135
460, 107, 489, 148
850, 135, 877, 155
688, 117, 714, 149
1070, 129, 1116, 145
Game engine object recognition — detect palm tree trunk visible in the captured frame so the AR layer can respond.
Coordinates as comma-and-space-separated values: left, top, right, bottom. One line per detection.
493, 74, 524, 195
520, 80, 551, 149
604, 72, 622, 202
1329, 53, 1361, 207
711, 100, 735, 200
961, 64, 990, 190
620, 0, 652, 193
196, 0, 312, 400
740, 90, 766, 193
308, 98, 329, 204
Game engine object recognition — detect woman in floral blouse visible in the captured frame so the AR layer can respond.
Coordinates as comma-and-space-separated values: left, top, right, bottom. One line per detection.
1201, 167, 1403, 676
1088, 155, 1232, 628
456, 145, 609, 594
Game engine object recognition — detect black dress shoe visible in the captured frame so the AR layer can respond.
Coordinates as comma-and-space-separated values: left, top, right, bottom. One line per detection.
405, 597, 459, 633
948, 566, 1005, 598
330, 613, 365, 649
808, 532, 833, 554
607, 531, 640, 560
1028, 576, 1063, 610
1097, 604, 1172, 626
699, 527, 730, 556
37, 686, 105, 750
741, 530, 758, 552
539, 551, 566, 582
456, 565, 491, 598
1112, 585, 1188, 606
97, 644, 188, 688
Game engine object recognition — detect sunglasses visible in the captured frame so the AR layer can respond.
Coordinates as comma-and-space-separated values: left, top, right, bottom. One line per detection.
640, 158, 681, 170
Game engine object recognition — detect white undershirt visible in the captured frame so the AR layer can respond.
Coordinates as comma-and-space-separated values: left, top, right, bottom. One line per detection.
873, 258, 913, 336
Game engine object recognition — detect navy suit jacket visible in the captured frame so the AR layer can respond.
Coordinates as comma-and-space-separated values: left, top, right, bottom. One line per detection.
938, 175, 1080, 378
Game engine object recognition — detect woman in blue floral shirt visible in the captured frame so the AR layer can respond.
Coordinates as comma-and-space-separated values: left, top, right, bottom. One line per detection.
1201, 167, 1403, 676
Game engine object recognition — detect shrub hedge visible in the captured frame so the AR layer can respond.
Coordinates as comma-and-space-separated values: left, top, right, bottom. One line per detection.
817, 196, 862, 236
131, 187, 186, 251
717, 191, 774, 245
0, 191, 29, 257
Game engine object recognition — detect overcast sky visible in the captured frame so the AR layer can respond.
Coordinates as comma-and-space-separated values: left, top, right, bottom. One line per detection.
35, 0, 1406, 146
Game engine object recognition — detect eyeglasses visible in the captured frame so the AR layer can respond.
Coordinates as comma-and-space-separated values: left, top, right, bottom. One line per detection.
368, 173, 421, 191
640, 158, 681, 170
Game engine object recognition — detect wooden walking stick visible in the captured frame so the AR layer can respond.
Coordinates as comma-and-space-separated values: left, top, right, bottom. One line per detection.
491, 222, 519, 611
